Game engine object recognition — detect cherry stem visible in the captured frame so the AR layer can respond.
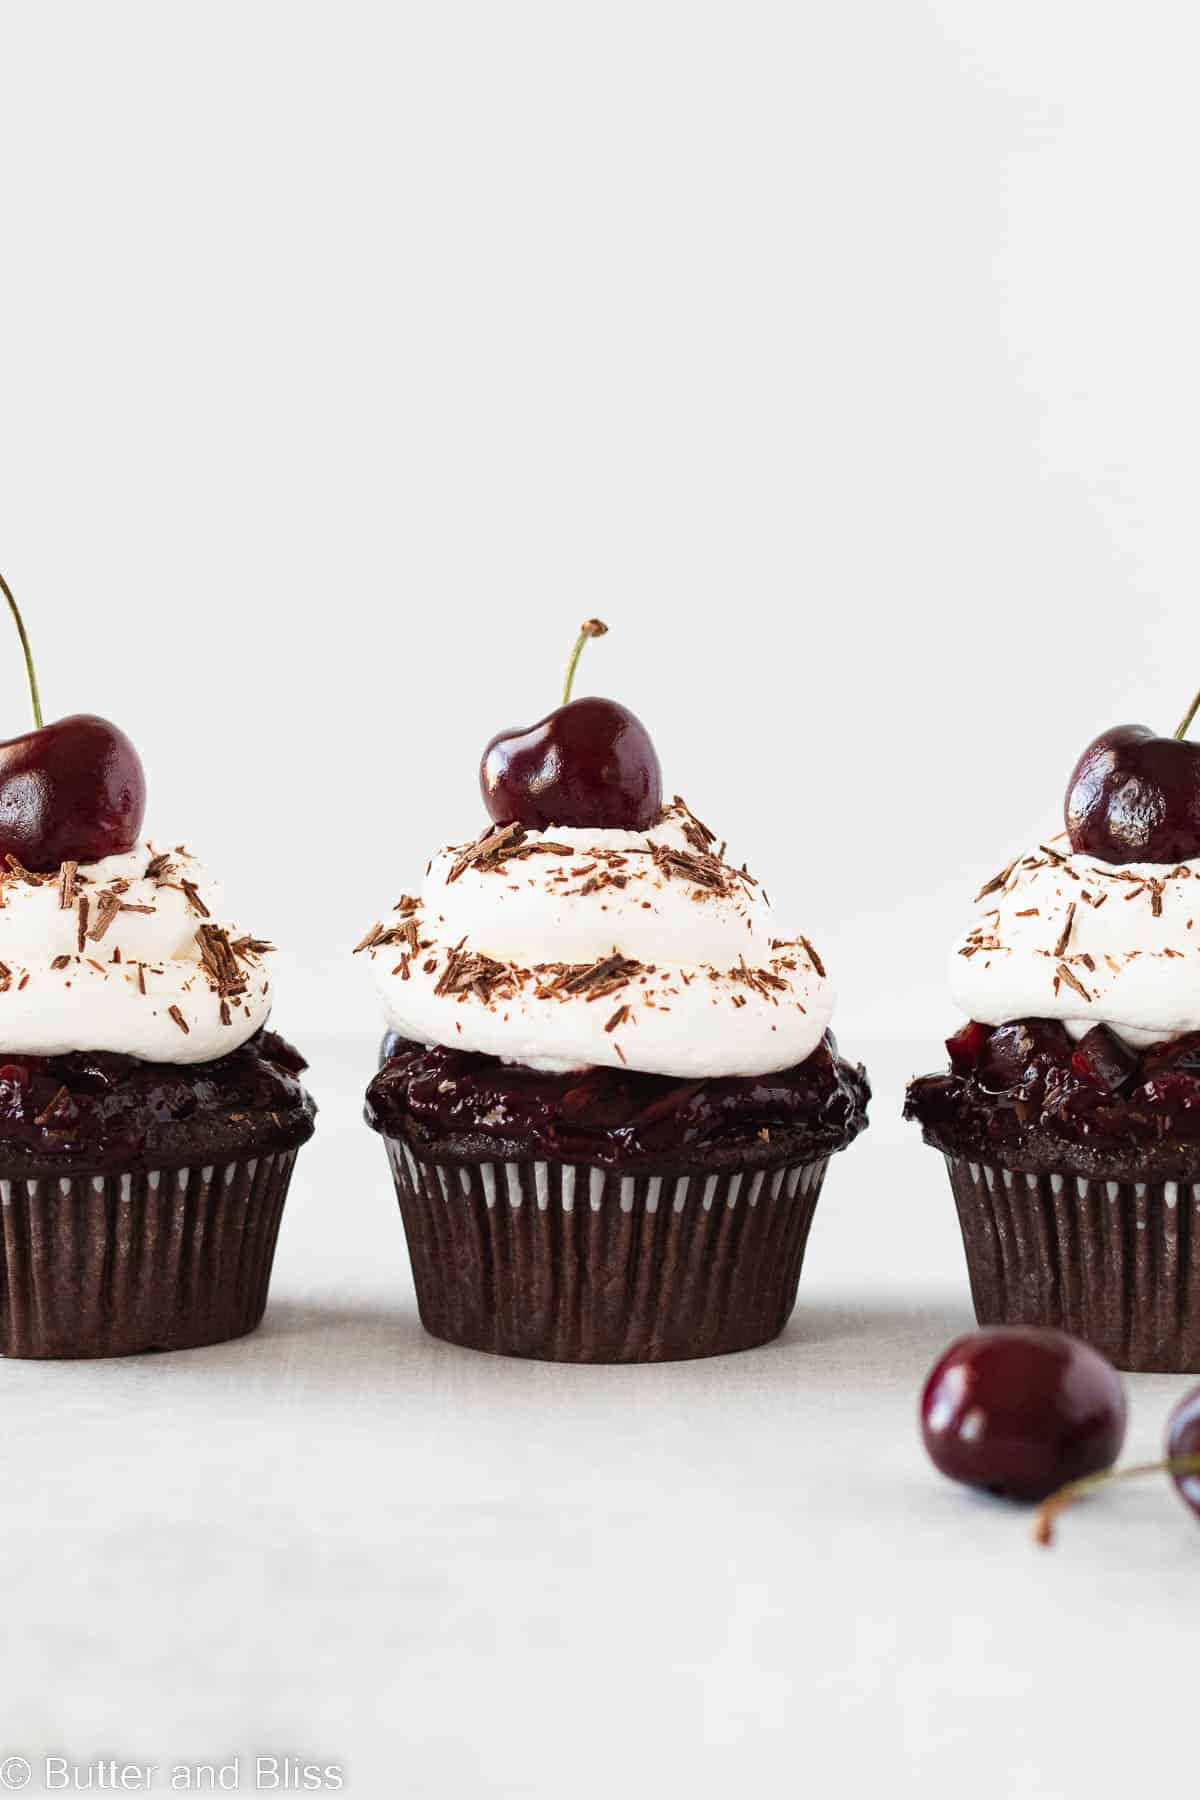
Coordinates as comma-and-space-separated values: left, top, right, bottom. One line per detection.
1174, 687, 1200, 740
0, 572, 42, 730
1032, 1453, 1200, 1547
561, 618, 608, 706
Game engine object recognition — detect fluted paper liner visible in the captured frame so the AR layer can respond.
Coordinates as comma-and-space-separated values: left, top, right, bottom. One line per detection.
382, 1136, 830, 1362
0, 1149, 299, 1359
945, 1153, 1200, 1372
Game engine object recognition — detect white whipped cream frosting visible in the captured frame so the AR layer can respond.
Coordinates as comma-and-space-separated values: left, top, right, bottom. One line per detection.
0, 842, 273, 1064
360, 802, 834, 1076
950, 835, 1200, 1047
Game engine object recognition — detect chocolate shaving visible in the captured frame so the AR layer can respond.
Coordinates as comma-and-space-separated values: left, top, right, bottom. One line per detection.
86, 890, 122, 942
433, 936, 512, 1002
168, 1005, 190, 1034
180, 878, 210, 919
797, 935, 826, 979
230, 936, 274, 964
975, 859, 1018, 902
447, 822, 528, 883
536, 952, 644, 1002
605, 1004, 631, 1033
195, 924, 248, 998
668, 795, 717, 855
144, 850, 176, 884
76, 894, 89, 953
4, 855, 50, 886
1053, 902, 1076, 959
50, 954, 71, 971
57, 861, 78, 908
649, 841, 731, 896
1056, 962, 1091, 1002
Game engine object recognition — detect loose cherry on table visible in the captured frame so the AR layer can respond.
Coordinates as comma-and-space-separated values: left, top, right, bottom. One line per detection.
1031, 1383, 1200, 1546
920, 1327, 1127, 1504
0, 572, 145, 872
480, 619, 663, 831
1065, 683, 1200, 865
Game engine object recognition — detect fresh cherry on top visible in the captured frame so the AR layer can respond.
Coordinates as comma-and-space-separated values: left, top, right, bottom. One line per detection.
480, 619, 663, 832
0, 573, 145, 872
1065, 683, 1200, 865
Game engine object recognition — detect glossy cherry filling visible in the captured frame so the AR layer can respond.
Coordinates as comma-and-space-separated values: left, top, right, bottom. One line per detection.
0, 1028, 314, 1170
367, 1031, 869, 1169
906, 1018, 1200, 1177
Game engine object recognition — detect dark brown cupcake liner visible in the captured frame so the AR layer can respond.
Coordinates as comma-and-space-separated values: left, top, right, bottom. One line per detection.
0, 1147, 301, 1359
944, 1152, 1200, 1372
381, 1134, 832, 1362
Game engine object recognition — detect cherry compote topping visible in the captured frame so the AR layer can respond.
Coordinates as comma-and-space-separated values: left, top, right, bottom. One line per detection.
906, 1018, 1200, 1174
368, 1031, 869, 1168
0, 1028, 312, 1168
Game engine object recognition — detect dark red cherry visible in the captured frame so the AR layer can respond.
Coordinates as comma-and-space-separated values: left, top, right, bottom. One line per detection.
0, 576, 145, 872
1070, 1024, 1139, 1095
480, 620, 662, 831
0, 714, 145, 872
1066, 709, 1200, 865
976, 1018, 1072, 1092
946, 1020, 989, 1074
921, 1327, 1126, 1503
1166, 1386, 1200, 1518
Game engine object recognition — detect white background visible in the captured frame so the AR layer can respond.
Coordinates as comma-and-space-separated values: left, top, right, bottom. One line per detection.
2, 4, 1200, 1796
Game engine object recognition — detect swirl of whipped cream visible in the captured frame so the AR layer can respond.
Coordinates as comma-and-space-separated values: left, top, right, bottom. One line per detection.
359, 800, 833, 1076
950, 836, 1200, 1047
0, 842, 274, 1063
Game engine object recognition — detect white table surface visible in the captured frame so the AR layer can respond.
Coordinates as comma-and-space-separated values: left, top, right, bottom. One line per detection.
3, 1034, 1194, 1800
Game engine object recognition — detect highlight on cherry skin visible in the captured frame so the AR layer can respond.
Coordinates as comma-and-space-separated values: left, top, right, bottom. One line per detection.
480, 618, 663, 832
0, 572, 145, 872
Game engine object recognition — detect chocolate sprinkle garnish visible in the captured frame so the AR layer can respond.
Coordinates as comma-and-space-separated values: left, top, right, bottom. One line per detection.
1053, 902, 1076, 959
975, 859, 1018, 902
1056, 962, 1091, 1002
447, 822, 528, 883
180, 879, 210, 919
195, 924, 248, 998
4, 855, 50, 886
86, 890, 122, 942
144, 850, 176, 884
433, 937, 512, 1002
797, 935, 826, 979
536, 952, 644, 1002
230, 936, 274, 964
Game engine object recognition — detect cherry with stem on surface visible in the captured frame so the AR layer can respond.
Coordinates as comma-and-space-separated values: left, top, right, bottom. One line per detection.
480, 618, 663, 832
0, 571, 146, 873
1065, 678, 1200, 865
1033, 1381, 1200, 1545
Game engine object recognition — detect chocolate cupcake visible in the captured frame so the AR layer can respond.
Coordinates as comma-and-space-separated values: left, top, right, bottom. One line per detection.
906, 709, 1200, 1372
358, 621, 868, 1362
0, 575, 315, 1357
